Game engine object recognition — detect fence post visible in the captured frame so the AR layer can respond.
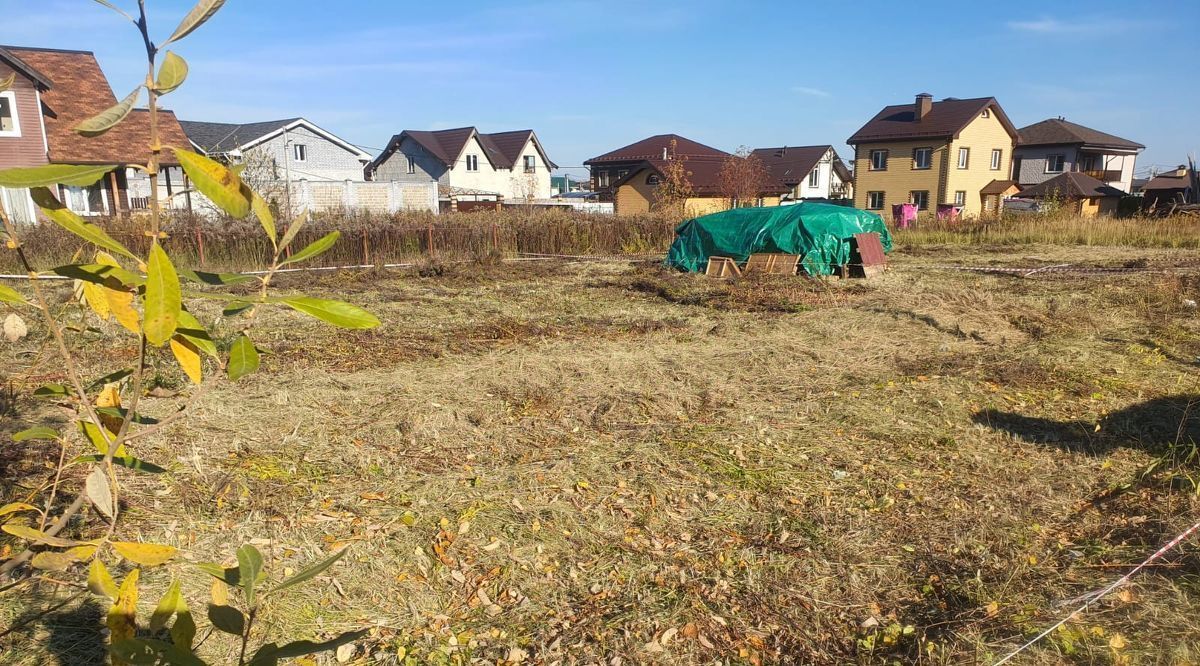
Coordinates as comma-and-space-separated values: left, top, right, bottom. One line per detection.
195, 227, 205, 267
362, 229, 370, 266
427, 223, 435, 257
492, 223, 500, 253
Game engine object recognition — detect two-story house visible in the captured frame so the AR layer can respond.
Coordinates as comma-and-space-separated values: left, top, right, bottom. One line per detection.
848, 94, 1018, 217
0, 45, 192, 222
1012, 118, 1143, 194
750, 145, 853, 202
179, 117, 371, 183
366, 127, 556, 205
584, 134, 727, 201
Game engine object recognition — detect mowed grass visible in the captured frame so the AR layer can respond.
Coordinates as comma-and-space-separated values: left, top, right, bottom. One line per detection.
3, 244, 1200, 665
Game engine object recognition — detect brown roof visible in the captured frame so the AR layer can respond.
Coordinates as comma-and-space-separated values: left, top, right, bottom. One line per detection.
0, 46, 52, 89
1017, 118, 1143, 151
613, 156, 790, 197
980, 179, 1020, 195
848, 96, 1017, 144
585, 134, 727, 164
1019, 172, 1124, 199
370, 127, 556, 174
1143, 168, 1194, 191
5, 46, 191, 165
750, 145, 832, 186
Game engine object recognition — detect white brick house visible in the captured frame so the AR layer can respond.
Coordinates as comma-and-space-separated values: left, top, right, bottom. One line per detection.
751, 145, 854, 201
179, 117, 371, 183
366, 127, 557, 203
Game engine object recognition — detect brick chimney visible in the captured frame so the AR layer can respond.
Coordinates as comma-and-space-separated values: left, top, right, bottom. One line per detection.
915, 93, 933, 121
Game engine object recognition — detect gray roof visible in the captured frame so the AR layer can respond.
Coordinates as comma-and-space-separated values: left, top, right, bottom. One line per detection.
178, 118, 302, 153
1017, 118, 1144, 151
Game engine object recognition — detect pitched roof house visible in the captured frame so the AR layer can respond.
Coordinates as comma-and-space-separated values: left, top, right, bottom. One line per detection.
1018, 171, 1125, 217
1013, 118, 1143, 193
848, 94, 1019, 217
0, 45, 192, 221
588, 134, 790, 216
1141, 166, 1197, 213
584, 134, 726, 200
180, 117, 371, 183
750, 145, 853, 201
366, 127, 556, 205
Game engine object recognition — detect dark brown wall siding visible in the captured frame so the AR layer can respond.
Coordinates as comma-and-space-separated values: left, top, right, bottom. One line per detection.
0, 63, 49, 169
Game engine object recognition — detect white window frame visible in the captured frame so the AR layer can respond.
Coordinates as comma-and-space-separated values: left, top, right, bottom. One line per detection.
0, 91, 21, 137
990, 149, 1002, 170
913, 147, 932, 170
954, 190, 966, 206
292, 144, 307, 162
981, 108, 991, 118
596, 171, 610, 188
910, 190, 929, 210
523, 155, 536, 173
406, 156, 416, 174
869, 149, 888, 171
957, 147, 969, 169
808, 166, 820, 187
1046, 154, 1065, 173
466, 154, 479, 172
866, 191, 885, 210
62, 183, 109, 217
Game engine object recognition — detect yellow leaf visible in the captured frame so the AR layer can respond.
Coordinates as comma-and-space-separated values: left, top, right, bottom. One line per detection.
1027, 555, 1038, 565
95, 384, 125, 435
1116, 588, 1135, 603
211, 578, 229, 606
984, 601, 999, 617
32, 551, 78, 571
81, 280, 111, 320
2, 523, 80, 547
107, 569, 139, 647
1110, 634, 1127, 650
67, 544, 98, 561
0, 502, 38, 518
170, 336, 203, 384
88, 558, 119, 599
112, 541, 178, 567
96, 250, 141, 334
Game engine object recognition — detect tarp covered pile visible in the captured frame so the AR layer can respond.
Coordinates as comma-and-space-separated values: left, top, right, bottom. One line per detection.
666, 202, 891, 276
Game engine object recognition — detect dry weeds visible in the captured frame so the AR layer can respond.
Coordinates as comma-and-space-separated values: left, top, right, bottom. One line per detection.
2, 244, 1200, 665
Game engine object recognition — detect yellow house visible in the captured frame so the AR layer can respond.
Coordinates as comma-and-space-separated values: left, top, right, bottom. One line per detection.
612, 156, 786, 217
848, 94, 1018, 218
1017, 172, 1123, 218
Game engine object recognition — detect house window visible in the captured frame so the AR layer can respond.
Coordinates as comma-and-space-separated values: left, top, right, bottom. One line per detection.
406, 156, 416, 174
292, 144, 307, 162
0, 92, 20, 137
910, 190, 929, 210
954, 190, 966, 206
866, 191, 885, 210
466, 154, 479, 172
616, 169, 629, 180
1078, 154, 1097, 172
1046, 154, 1065, 173
523, 155, 536, 173
62, 183, 108, 216
990, 149, 1002, 170
981, 109, 991, 118
913, 147, 932, 170
869, 149, 888, 171
957, 147, 969, 169
596, 170, 610, 188
808, 167, 820, 187
646, 173, 660, 186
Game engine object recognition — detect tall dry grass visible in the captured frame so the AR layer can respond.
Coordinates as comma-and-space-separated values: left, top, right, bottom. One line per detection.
896, 212, 1200, 249
1, 208, 679, 273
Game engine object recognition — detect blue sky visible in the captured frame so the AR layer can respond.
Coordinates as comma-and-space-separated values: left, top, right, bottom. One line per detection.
4, 0, 1198, 182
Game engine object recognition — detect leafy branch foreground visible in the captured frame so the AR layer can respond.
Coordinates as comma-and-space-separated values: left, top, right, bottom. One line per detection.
1, 1, 377, 663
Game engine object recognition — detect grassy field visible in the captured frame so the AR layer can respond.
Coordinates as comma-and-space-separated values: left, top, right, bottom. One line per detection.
3, 236, 1200, 664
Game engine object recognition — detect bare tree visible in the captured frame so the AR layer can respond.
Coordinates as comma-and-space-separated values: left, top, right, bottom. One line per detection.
719, 146, 769, 209
651, 139, 694, 218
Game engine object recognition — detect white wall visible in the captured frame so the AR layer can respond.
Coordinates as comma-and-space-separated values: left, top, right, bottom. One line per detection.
443, 135, 552, 200
246, 125, 368, 182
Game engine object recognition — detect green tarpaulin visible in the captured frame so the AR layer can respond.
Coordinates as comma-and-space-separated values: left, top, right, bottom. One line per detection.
666, 202, 892, 276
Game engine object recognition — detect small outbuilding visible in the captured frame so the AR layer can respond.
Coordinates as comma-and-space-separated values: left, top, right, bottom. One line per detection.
1017, 172, 1124, 218
667, 201, 891, 276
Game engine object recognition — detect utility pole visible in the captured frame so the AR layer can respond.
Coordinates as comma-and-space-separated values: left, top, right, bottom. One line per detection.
283, 127, 293, 218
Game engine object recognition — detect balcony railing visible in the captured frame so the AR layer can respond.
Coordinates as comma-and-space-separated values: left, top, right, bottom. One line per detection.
1079, 169, 1122, 182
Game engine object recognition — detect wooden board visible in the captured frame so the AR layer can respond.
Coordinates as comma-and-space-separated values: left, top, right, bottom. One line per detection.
744, 253, 801, 275
851, 233, 887, 278
705, 256, 742, 278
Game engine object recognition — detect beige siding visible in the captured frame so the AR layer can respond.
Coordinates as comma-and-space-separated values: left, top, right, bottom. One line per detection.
852, 140, 948, 214
946, 110, 1017, 216
614, 168, 655, 216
